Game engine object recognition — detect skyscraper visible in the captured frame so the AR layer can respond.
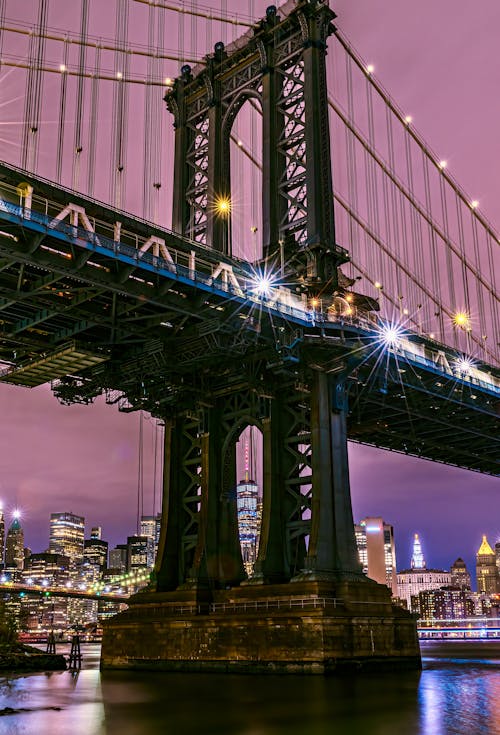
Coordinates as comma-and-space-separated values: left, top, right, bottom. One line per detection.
84, 537, 108, 571
49, 512, 85, 564
355, 517, 397, 595
5, 513, 24, 570
450, 558, 472, 590
397, 532, 450, 610
236, 441, 261, 577
411, 533, 426, 569
476, 535, 499, 594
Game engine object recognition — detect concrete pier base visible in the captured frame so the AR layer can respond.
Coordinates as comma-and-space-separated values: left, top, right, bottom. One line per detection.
101, 580, 421, 673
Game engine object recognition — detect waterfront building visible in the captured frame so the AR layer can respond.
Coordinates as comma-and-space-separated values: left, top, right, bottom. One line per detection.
413, 586, 475, 621
90, 526, 102, 540
49, 512, 85, 564
450, 558, 472, 590
23, 552, 70, 587
5, 515, 24, 571
355, 517, 397, 595
476, 535, 499, 594
397, 568, 451, 611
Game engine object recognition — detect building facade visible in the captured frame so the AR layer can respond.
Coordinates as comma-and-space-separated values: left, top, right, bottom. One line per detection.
450, 557, 472, 590
49, 512, 85, 564
355, 517, 397, 595
476, 535, 499, 594
5, 516, 24, 571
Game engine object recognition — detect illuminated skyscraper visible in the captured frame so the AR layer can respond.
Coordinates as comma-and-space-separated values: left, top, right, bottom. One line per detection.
355, 517, 397, 595
140, 514, 161, 561
49, 512, 85, 564
236, 440, 261, 576
397, 532, 450, 611
5, 514, 24, 570
476, 535, 498, 594
411, 533, 425, 569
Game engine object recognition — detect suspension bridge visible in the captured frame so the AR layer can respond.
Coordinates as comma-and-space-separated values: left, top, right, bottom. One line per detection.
0, 0, 498, 672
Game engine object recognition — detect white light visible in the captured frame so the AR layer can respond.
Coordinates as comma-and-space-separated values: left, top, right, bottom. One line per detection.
455, 356, 474, 375
237, 139, 243, 147
404, 115, 413, 124
42, 579, 49, 587
403, 308, 409, 315
366, 64, 375, 74
116, 72, 123, 80
438, 160, 447, 169
470, 200, 479, 209
164, 77, 172, 86
374, 281, 382, 290
251, 274, 274, 298
59, 64, 66, 72
380, 323, 404, 346
12, 509, 21, 520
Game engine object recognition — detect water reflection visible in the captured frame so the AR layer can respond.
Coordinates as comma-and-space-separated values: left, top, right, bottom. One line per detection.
0, 643, 498, 735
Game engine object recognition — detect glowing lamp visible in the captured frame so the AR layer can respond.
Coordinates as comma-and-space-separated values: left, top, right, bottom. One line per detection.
455, 356, 474, 375
59, 64, 66, 72
12, 509, 21, 520
311, 298, 319, 308
470, 200, 479, 209
214, 196, 231, 215
453, 311, 470, 329
380, 323, 403, 346
438, 160, 447, 169
116, 72, 123, 80
374, 281, 382, 290
404, 115, 412, 124
366, 64, 375, 74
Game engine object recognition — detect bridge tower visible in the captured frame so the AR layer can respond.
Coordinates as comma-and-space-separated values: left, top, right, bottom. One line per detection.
101, 0, 420, 673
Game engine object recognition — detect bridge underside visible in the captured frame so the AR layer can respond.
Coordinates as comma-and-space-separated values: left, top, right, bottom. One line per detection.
0, 179, 497, 474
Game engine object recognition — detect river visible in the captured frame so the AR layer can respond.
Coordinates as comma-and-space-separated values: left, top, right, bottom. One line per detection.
0, 641, 499, 734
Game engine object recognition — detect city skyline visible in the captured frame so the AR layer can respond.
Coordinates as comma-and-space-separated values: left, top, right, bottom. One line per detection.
0, 0, 498, 578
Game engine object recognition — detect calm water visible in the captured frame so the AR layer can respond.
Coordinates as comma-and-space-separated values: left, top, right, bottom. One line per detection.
0, 642, 499, 735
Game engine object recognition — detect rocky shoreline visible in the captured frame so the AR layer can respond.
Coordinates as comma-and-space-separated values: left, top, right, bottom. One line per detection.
0, 643, 66, 672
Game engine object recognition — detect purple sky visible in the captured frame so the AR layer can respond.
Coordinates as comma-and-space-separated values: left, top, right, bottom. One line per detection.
0, 0, 498, 580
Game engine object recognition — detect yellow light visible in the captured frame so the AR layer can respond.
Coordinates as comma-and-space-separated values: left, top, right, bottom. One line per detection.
164, 77, 172, 86
438, 160, 447, 169
59, 64, 66, 72
374, 281, 382, 290
403, 308, 409, 315
345, 294, 353, 302
116, 72, 123, 80
311, 298, 319, 308
214, 196, 231, 215
453, 311, 470, 329
345, 306, 353, 315
237, 139, 243, 147
404, 115, 412, 124
366, 64, 375, 74
470, 200, 479, 209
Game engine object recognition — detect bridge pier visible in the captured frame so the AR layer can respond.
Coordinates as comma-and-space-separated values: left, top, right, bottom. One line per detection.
102, 371, 420, 673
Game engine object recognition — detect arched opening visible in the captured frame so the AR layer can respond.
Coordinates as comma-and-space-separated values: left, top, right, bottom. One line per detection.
235, 425, 263, 577
228, 96, 263, 263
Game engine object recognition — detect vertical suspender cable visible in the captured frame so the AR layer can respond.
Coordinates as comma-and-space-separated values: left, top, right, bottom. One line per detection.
56, 39, 69, 182
87, 44, 100, 195
72, 0, 88, 191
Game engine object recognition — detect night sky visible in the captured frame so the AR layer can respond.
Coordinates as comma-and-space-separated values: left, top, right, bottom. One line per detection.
0, 0, 498, 581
